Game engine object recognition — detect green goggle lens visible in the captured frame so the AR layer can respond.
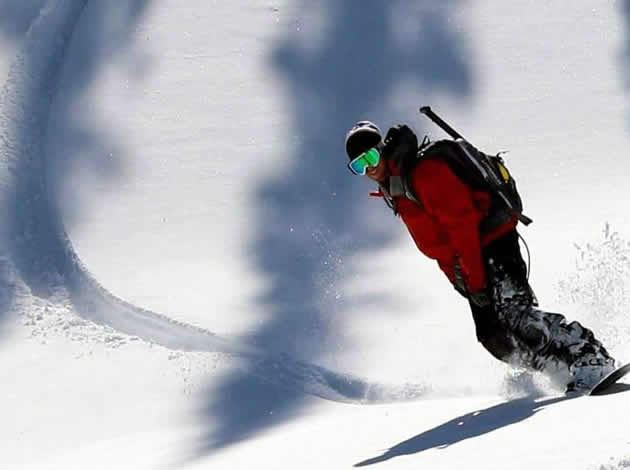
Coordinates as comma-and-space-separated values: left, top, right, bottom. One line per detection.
348, 147, 381, 175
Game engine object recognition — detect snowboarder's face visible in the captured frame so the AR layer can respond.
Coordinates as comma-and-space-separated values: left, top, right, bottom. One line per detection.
365, 155, 388, 183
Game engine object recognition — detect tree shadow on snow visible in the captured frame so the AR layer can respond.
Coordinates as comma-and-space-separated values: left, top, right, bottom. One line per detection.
355, 395, 573, 467
0, 1, 154, 350
195, 369, 317, 454
0, 0, 51, 340
0, 0, 48, 42
0, 0, 153, 330
621, 0, 630, 101
621, 0, 630, 137
195, 0, 475, 458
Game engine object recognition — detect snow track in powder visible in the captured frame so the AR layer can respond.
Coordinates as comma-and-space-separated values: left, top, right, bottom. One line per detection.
0, 0, 428, 405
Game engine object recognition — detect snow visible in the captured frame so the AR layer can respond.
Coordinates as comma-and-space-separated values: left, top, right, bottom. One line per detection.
2, 0, 630, 469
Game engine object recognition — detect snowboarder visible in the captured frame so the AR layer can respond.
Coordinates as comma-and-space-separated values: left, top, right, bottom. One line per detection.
344, 118, 616, 393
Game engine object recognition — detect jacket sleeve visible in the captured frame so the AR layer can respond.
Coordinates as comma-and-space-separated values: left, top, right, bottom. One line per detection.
412, 158, 487, 292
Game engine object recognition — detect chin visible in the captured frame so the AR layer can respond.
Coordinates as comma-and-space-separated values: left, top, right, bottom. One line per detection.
373, 169, 386, 181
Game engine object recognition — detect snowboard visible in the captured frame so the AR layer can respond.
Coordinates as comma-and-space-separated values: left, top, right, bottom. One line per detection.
589, 362, 630, 396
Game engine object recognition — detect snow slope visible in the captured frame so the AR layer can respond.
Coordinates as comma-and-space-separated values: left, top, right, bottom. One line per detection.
2, 1, 630, 469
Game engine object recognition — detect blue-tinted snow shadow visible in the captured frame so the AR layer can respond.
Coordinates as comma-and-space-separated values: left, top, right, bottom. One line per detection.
0, 0, 49, 340
196, 368, 318, 453
0, 0, 47, 41
354, 395, 572, 467
44, 2, 153, 230
194, 0, 474, 458
621, 0, 630, 139
0, 3, 152, 330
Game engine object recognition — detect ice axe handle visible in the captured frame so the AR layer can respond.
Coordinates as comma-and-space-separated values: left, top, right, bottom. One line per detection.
419, 106, 465, 141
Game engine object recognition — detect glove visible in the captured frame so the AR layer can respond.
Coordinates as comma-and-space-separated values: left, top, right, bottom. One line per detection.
469, 290, 492, 308
382, 125, 418, 163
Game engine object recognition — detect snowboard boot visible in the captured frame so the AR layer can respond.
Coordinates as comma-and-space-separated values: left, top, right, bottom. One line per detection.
566, 352, 616, 394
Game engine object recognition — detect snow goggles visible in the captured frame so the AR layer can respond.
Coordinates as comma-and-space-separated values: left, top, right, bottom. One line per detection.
347, 147, 381, 175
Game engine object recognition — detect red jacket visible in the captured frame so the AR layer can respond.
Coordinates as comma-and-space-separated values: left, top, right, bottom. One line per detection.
378, 157, 517, 293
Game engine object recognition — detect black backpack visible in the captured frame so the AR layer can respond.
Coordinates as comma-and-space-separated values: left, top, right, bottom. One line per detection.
396, 137, 532, 233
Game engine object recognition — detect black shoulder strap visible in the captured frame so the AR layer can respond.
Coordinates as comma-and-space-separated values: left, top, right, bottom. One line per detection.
396, 137, 446, 205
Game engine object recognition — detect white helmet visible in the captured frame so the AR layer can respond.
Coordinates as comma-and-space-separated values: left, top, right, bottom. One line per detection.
345, 121, 382, 160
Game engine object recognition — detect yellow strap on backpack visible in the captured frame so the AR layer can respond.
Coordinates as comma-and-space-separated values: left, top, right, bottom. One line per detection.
497, 162, 510, 183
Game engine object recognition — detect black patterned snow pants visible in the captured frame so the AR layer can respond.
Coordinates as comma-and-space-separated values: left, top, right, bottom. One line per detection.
469, 230, 613, 375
